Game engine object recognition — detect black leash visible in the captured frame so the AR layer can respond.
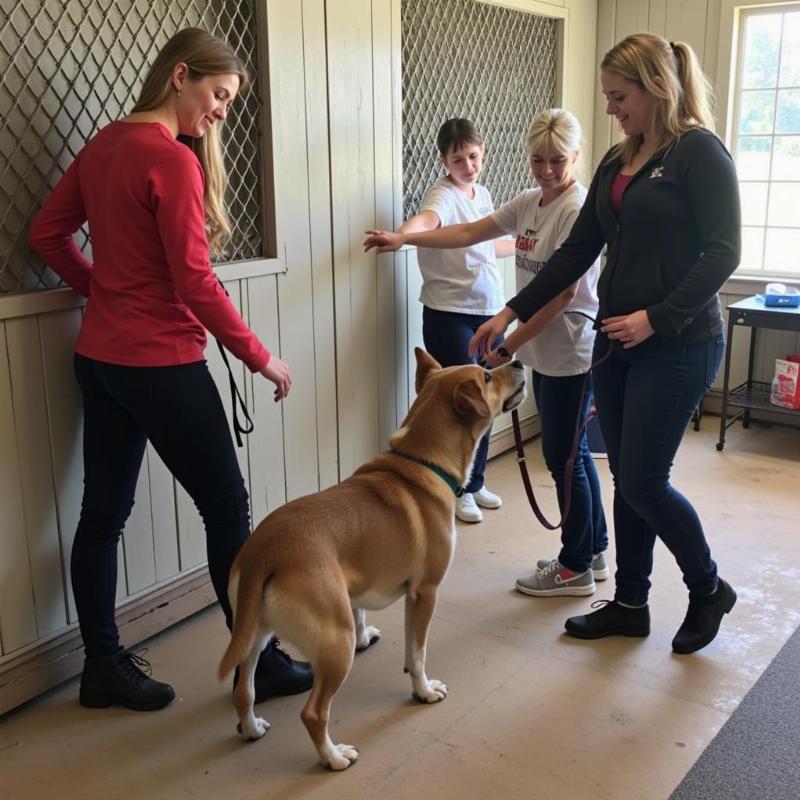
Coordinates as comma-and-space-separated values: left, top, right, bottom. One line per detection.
215, 278, 254, 448
509, 312, 613, 530
215, 339, 254, 448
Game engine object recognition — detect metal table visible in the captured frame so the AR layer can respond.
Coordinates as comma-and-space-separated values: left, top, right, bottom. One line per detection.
717, 296, 800, 451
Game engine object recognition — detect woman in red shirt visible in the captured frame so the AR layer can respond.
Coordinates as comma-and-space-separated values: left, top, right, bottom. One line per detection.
29, 28, 311, 711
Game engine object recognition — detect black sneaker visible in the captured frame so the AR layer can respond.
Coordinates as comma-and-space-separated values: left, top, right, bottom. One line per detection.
79, 647, 175, 711
565, 599, 651, 639
672, 578, 737, 655
234, 639, 314, 703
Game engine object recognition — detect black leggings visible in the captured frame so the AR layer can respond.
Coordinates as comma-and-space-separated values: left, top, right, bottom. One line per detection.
72, 354, 250, 658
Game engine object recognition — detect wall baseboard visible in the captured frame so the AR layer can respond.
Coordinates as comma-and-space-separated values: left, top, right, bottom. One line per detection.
0, 570, 216, 717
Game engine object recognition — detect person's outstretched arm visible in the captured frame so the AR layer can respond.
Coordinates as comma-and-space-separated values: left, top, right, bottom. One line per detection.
365, 214, 504, 253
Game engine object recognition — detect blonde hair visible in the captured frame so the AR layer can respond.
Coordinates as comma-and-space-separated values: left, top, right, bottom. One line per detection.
132, 28, 249, 256
527, 108, 582, 157
601, 32, 714, 165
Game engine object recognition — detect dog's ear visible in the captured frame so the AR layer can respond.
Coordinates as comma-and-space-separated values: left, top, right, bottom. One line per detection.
453, 377, 491, 419
415, 347, 442, 393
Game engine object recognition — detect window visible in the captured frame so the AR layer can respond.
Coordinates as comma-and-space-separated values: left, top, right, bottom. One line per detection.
732, 5, 800, 276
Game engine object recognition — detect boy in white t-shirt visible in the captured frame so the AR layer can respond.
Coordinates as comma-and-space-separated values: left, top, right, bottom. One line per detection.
366, 110, 609, 601
365, 119, 514, 523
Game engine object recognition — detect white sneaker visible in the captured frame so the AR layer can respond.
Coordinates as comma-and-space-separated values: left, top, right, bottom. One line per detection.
455, 493, 483, 523
472, 486, 502, 509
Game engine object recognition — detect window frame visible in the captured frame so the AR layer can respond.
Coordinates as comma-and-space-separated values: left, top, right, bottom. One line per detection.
720, 0, 800, 281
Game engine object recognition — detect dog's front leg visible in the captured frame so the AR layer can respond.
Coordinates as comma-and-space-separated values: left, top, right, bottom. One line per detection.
404, 588, 447, 703
353, 608, 381, 651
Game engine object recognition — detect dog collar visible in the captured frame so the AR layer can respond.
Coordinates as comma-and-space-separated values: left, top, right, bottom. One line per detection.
389, 450, 466, 497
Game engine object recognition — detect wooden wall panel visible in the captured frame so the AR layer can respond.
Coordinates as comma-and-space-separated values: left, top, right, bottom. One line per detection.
246, 274, 286, 523
148, 445, 180, 583
664, 0, 708, 62
0, 322, 38, 654
5, 316, 66, 639
301, 0, 339, 492
328, 0, 381, 477
267, 0, 329, 501
38, 308, 83, 622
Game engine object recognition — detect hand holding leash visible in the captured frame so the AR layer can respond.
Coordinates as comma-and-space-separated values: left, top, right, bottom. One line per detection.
469, 307, 517, 358
600, 309, 654, 349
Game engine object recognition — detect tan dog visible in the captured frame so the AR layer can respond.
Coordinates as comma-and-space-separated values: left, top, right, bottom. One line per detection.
218, 348, 526, 770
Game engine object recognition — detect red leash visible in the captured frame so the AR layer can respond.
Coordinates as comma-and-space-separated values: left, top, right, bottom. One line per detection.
509, 326, 613, 530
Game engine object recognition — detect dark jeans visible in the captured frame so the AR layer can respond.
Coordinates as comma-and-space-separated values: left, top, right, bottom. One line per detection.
422, 306, 501, 493
591, 333, 725, 605
531, 370, 608, 573
73, 354, 250, 658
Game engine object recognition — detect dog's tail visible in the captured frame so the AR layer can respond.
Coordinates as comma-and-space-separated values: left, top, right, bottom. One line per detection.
218, 558, 271, 680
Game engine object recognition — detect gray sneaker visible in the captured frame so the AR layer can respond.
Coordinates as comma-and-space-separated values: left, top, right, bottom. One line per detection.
516, 560, 596, 597
536, 552, 609, 581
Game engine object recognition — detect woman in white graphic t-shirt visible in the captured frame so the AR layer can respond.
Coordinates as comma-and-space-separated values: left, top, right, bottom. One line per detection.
364, 118, 515, 524
365, 109, 608, 603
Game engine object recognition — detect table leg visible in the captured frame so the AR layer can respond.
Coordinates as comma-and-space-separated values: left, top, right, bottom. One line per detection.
717, 316, 736, 451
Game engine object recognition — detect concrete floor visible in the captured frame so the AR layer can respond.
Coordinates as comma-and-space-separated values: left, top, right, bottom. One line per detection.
2, 422, 799, 800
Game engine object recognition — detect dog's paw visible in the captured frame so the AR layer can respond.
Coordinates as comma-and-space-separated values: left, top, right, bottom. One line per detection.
412, 679, 448, 704
325, 743, 359, 771
355, 626, 381, 651
236, 716, 270, 741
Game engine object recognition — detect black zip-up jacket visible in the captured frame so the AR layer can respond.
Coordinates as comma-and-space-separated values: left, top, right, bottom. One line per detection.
507, 127, 741, 343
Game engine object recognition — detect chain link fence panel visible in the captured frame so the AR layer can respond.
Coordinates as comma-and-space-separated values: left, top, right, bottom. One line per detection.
402, 0, 558, 219
0, 0, 263, 294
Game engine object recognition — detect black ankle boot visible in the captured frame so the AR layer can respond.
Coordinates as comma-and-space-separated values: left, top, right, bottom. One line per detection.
79, 647, 175, 711
565, 600, 650, 639
234, 639, 314, 702
672, 578, 737, 654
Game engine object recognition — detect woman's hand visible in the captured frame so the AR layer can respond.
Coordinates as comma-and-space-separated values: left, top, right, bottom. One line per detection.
468, 307, 517, 359
364, 230, 406, 253
600, 310, 654, 349
260, 355, 292, 401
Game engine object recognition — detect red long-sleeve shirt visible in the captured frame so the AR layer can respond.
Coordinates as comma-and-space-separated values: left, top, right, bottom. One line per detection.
28, 121, 269, 372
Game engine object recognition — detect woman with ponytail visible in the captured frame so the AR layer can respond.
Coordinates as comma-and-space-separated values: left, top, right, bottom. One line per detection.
29, 28, 311, 710
470, 33, 741, 655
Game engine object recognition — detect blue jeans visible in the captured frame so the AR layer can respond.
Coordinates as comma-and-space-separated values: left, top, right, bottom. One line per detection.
531, 370, 608, 573
73, 355, 250, 657
422, 306, 501, 493
591, 333, 725, 605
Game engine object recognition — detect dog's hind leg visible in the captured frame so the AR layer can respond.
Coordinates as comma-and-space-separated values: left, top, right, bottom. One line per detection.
353, 608, 381, 652
301, 629, 358, 770
234, 632, 271, 741
404, 587, 447, 703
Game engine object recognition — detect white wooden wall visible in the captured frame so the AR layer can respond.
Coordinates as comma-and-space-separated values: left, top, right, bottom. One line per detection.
0, 0, 599, 683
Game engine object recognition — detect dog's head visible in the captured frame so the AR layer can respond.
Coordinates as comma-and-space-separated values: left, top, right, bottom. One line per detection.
389, 348, 526, 484
413, 347, 526, 422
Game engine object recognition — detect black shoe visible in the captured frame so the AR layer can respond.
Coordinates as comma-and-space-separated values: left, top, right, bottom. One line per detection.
565, 600, 651, 639
79, 647, 175, 711
233, 639, 314, 702
672, 578, 737, 655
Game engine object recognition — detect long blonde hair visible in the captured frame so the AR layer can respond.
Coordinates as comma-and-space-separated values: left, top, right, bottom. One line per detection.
132, 28, 248, 256
601, 33, 714, 165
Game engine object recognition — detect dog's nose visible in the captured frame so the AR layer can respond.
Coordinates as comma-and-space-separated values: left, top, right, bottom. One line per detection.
509, 359, 524, 370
